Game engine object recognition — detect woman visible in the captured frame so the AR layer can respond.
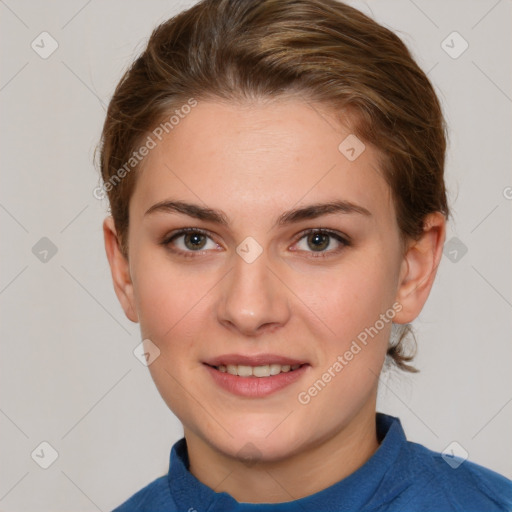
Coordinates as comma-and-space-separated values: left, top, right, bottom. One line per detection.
98, 0, 512, 509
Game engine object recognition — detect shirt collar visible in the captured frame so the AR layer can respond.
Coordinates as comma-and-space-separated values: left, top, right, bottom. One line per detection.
168, 413, 406, 512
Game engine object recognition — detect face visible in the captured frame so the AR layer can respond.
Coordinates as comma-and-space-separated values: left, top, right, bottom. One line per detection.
108, 97, 435, 463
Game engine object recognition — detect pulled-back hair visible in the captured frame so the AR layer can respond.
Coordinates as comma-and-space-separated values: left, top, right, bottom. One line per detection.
98, 0, 450, 372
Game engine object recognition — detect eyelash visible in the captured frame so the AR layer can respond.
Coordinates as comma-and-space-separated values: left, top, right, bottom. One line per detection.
161, 227, 351, 259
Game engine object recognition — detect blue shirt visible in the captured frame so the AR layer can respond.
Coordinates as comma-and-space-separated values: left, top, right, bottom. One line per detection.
112, 413, 512, 511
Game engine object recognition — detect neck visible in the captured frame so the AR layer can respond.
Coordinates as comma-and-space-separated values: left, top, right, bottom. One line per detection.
184, 400, 380, 504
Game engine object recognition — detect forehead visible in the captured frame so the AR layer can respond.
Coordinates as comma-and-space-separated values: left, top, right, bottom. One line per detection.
130, 98, 394, 227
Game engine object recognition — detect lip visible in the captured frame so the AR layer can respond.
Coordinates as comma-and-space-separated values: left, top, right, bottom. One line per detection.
203, 354, 311, 398
204, 353, 307, 367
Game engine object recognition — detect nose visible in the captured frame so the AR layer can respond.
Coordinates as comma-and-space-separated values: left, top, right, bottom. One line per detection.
217, 249, 291, 337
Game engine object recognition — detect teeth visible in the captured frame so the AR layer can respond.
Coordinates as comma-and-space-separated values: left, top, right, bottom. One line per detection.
237, 365, 253, 377
226, 364, 237, 375
269, 364, 281, 375
215, 363, 302, 377
253, 365, 270, 377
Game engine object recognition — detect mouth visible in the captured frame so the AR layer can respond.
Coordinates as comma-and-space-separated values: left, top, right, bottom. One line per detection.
205, 363, 305, 377
203, 354, 310, 397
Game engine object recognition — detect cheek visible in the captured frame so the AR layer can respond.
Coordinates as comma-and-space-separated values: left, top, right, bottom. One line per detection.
289, 251, 397, 397
131, 254, 211, 416
131, 251, 222, 380
293, 260, 392, 418
131, 246, 201, 333
294, 255, 396, 338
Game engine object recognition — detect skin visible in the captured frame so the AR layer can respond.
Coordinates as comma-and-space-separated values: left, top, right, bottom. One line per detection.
103, 97, 446, 503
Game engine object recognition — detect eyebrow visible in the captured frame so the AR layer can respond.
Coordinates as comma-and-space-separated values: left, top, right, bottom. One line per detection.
144, 199, 372, 227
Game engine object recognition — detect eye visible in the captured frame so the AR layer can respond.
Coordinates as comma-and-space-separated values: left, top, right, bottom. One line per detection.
162, 228, 219, 256
293, 229, 350, 257
162, 227, 350, 259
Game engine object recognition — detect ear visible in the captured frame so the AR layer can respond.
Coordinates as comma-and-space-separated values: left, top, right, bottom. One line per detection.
103, 216, 139, 323
393, 212, 446, 324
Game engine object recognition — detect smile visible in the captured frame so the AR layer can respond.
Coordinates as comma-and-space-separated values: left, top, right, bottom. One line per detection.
203, 355, 311, 397
211, 363, 303, 377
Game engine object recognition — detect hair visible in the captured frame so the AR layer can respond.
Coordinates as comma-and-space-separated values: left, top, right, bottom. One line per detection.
97, 0, 450, 372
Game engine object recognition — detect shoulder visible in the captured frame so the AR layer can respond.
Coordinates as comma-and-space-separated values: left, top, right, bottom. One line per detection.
111, 475, 176, 512
393, 439, 512, 511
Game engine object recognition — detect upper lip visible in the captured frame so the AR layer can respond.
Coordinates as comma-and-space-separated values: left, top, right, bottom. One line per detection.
204, 354, 308, 367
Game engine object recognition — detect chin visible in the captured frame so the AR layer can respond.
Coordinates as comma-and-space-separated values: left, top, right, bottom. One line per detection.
202, 420, 307, 464
232, 437, 303, 464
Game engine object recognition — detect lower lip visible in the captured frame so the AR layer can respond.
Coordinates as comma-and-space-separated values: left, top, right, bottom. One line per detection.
204, 364, 310, 398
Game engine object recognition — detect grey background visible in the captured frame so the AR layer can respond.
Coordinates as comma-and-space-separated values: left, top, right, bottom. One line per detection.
1, 0, 511, 510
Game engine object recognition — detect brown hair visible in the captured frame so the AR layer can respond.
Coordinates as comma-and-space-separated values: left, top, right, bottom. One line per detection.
97, 0, 450, 372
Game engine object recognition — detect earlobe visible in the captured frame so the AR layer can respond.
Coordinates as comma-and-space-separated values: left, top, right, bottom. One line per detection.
393, 212, 446, 324
103, 216, 139, 323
